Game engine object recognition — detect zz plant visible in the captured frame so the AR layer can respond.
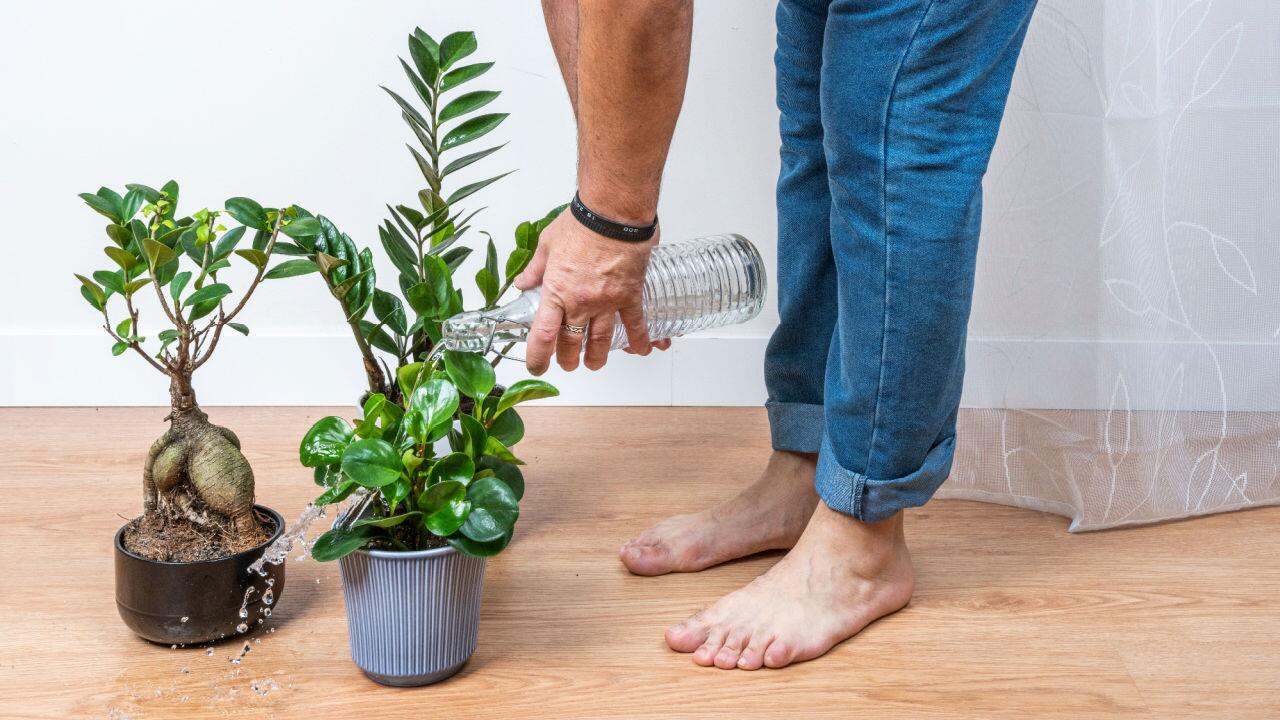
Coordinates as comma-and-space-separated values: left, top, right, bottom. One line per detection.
76, 182, 320, 544
292, 29, 561, 559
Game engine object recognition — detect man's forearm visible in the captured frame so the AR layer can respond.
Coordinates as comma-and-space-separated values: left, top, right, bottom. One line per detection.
567, 0, 693, 224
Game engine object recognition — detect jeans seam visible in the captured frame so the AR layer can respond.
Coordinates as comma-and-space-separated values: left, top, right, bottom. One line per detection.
866, 0, 939, 473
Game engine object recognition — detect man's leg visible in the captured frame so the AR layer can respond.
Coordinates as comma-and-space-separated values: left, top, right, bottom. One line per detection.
666, 0, 1038, 669
620, 0, 832, 576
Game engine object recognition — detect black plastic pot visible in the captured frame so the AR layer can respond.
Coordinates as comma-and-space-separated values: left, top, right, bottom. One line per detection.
114, 505, 286, 645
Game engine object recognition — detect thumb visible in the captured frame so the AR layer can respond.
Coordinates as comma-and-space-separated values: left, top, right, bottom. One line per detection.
514, 244, 549, 291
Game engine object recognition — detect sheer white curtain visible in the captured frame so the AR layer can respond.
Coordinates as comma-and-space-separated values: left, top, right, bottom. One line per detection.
943, 0, 1280, 530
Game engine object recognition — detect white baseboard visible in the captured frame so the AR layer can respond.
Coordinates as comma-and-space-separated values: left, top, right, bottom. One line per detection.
1, 333, 1275, 410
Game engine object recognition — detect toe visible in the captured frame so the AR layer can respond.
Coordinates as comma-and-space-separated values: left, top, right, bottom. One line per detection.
763, 640, 796, 669
737, 634, 772, 671
692, 627, 727, 667
714, 630, 749, 670
621, 542, 675, 576
664, 612, 711, 653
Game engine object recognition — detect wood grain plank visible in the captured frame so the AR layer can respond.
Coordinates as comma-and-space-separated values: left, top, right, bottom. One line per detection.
0, 407, 1275, 719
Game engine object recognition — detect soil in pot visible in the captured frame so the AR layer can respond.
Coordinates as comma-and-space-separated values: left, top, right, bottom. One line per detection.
121, 492, 271, 562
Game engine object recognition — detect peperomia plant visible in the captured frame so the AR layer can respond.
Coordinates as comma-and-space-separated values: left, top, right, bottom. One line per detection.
300, 354, 556, 559
76, 182, 320, 553
290, 29, 563, 559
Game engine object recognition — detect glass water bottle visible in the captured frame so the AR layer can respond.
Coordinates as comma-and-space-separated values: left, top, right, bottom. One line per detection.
440, 233, 767, 354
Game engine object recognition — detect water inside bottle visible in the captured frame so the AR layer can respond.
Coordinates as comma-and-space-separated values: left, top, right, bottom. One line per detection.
441, 233, 766, 355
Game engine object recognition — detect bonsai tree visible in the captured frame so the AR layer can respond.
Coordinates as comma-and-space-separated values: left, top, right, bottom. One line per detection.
288, 29, 561, 558
76, 182, 320, 556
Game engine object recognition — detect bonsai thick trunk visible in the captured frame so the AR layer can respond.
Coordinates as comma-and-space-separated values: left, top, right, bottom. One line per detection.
140, 372, 259, 535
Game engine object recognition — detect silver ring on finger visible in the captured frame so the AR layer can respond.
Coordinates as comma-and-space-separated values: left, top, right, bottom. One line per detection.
560, 322, 587, 335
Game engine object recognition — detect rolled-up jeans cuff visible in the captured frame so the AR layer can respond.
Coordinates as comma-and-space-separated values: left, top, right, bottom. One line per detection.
815, 432, 956, 523
765, 400, 824, 454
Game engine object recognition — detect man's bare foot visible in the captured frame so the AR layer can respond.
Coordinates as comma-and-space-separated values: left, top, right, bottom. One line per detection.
664, 504, 914, 669
619, 451, 818, 576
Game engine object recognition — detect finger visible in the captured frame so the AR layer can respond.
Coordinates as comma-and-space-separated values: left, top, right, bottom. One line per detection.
514, 244, 549, 291
525, 294, 564, 376
618, 304, 651, 356
583, 312, 616, 370
556, 314, 589, 372
652, 339, 672, 352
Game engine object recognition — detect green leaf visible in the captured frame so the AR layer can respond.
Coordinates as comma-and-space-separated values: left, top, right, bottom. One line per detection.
372, 289, 408, 336
381, 86, 429, 130
212, 226, 246, 259
439, 31, 477, 70
281, 216, 321, 239
420, 480, 470, 536
440, 143, 505, 178
460, 476, 519, 542
494, 378, 559, 417
441, 113, 507, 152
120, 188, 146, 220
439, 90, 498, 123
123, 278, 151, 297
111, 341, 129, 356
74, 274, 106, 308
115, 318, 131, 336
397, 361, 428, 399
429, 452, 476, 487
359, 319, 398, 355
446, 171, 512, 207
456, 413, 488, 460
311, 526, 375, 562
483, 435, 523, 466
412, 27, 439, 60
299, 416, 353, 467
505, 248, 533, 281
228, 322, 249, 336
225, 197, 268, 230
479, 456, 525, 500
341, 438, 403, 488
447, 530, 511, 557
409, 377, 460, 432
379, 222, 419, 279
264, 259, 318, 279
79, 192, 122, 223
125, 183, 161, 204
444, 350, 496, 400
170, 271, 192, 305
408, 34, 440, 85
235, 248, 269, 269
442, 246, 473, 273
314, 478, 357, 506
103, 246, 138, 272
487, 406, 524, 446
184, 282, 232, 306
353, 511, 422, 529
441, 61, 493, 92
385, 476, 412, 512
142, 237, 177, 269
93, 270, 125, 296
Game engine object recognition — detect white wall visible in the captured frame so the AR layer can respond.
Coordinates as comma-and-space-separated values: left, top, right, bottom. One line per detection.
4, 1, 1274, 411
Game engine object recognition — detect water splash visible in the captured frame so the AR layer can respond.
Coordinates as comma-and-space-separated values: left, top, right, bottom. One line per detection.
250, 678, 280, 696
229, 641, 251, 665
248, 492, 367, 576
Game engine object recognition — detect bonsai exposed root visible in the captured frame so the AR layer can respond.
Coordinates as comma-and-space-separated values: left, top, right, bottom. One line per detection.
128, 406, 269, 561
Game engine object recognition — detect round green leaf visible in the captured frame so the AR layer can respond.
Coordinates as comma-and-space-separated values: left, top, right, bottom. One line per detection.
341, 438, 403, 488
299, 416, 353, 467
479, 456, 525, 501
419, 480, 470, 536
311, 526, 375, 562
225, 196, 268, 230
487, 406, 524, 446
447, 530, 512, 558
429, 452, 475, 486
314, 478, 357, 506
493, 378, 559, 417
410, 378, 460, 431
460, 476, 519, 542
444, 350, 496, 401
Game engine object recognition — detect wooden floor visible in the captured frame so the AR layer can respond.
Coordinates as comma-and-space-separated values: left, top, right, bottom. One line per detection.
1, 407, 1277, 719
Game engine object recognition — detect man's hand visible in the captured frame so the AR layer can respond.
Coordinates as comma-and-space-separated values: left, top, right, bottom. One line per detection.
515, 212, 659, 375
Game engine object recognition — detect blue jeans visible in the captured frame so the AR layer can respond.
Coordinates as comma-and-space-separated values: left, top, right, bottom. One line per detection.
764, 0, 1037, 522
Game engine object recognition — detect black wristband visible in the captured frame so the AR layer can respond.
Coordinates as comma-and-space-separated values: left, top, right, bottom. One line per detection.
570, 191, 657, 242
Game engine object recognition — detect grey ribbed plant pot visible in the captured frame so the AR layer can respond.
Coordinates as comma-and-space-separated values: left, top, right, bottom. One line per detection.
338, 544, 487, 687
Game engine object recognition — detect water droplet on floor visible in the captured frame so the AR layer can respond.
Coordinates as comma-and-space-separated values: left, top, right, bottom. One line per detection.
205, 648, 214, 656
170, 644, 177, 650
250, 677, 280, 696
